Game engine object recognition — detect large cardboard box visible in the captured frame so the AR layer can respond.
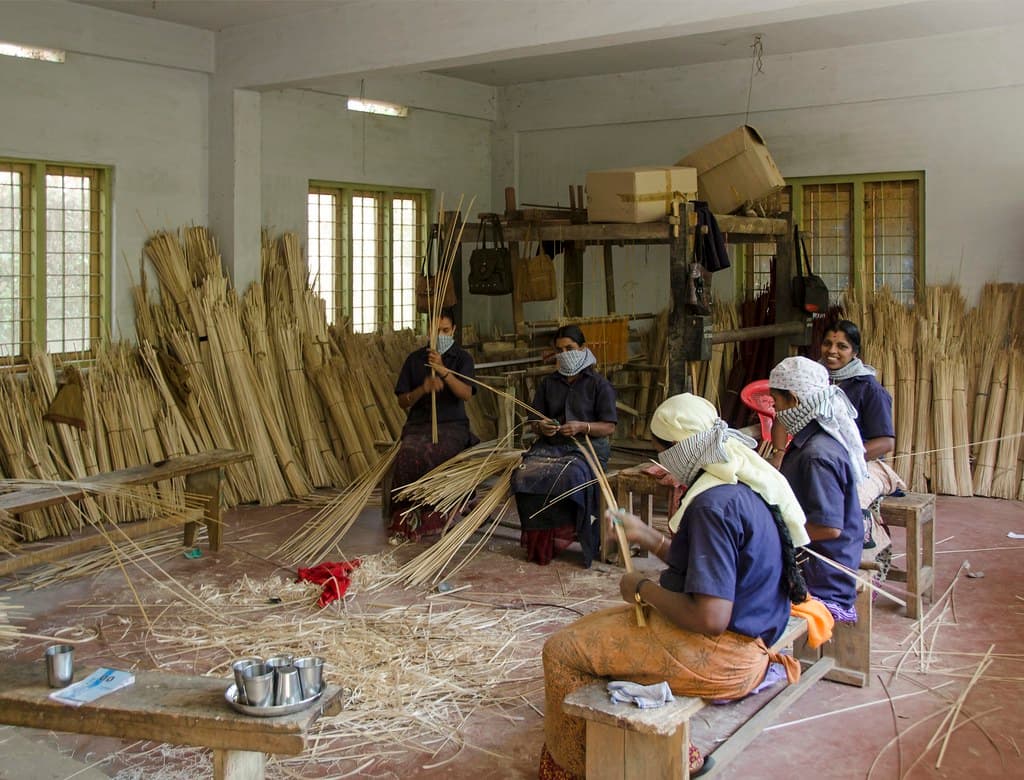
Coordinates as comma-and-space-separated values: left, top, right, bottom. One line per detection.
676, 125, 785, 215
586, 166, 697, 223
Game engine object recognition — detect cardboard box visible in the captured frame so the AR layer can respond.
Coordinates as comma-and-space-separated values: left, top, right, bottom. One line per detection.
676, 125, 785, 215
586, 166, 697, 223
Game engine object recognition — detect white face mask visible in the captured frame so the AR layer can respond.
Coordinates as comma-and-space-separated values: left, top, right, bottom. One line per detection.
435, 333, 455, 354
555, 349, 588, 376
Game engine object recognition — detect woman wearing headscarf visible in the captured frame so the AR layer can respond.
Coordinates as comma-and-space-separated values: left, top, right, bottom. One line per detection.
768, 356, 868, 620
511, 325, 617, 567
387, 308, 478, 544
539, 393, 811, 779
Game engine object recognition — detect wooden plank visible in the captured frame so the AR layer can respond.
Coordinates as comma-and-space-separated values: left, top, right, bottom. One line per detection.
667, 203, 692, 396
0, 450, 252, 515
0, 664, 341, 756
564, 242, 584, 318
603, 243, 616, 313
463, 215, 788, 243
563, 683, 704, 737
586, 721, 626, 780
0, 508, 204, 578
213, 749, 266, 780
625, 727, 684, 779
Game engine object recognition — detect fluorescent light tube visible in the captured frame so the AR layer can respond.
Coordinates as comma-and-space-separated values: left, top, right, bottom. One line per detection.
347, 97, 408, 117
0, 42, 65, 63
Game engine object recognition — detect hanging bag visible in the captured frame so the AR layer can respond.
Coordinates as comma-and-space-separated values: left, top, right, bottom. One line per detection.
790, 224, 830, 314
415, 222, 457, 313
514, 223, 557, 302
468, 214, 514, 296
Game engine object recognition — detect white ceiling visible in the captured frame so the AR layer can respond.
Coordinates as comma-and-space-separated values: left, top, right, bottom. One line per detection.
70, 0, 1024, 85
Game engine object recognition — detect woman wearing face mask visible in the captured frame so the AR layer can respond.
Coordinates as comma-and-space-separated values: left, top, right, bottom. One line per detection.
388, 308, 477, 544
511, 325, 617, 567
539, 393, 811, 779
769, 356, 868, 620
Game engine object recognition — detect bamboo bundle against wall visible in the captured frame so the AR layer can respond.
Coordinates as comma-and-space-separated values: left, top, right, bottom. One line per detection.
991, 349, 1024, 499
973, 351, 1008, 497
950, 358, 974, 496
304, 341, 369, 480
931, 357, 958, 496
910, 328, 935, 493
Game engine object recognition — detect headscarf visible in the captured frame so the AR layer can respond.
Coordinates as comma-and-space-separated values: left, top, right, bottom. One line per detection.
769, 356, 869, 483
556, 347, 596, 377
650, 393, 810, 546
825, 357, 875, 383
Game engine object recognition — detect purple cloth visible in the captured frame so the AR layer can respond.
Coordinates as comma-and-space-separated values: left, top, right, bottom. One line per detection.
659, 483, 792, 647
821, 599, 859, 623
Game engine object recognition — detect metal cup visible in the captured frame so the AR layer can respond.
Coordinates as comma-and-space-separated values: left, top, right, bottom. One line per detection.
240, 663, 273, 707
274, 665, 301, 706
44, 644, 74, 688
265, 654, 294, 671
231, 657, 263, 704
294, 656, 324, 698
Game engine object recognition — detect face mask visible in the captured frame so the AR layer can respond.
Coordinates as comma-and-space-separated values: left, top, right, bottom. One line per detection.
556, 349, 588, 376
435, 333, 455, 355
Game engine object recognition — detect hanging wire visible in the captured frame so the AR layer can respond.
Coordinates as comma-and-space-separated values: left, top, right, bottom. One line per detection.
744, 34, 765, 125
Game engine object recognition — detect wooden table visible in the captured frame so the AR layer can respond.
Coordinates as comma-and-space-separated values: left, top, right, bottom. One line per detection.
0, 663, 342, 780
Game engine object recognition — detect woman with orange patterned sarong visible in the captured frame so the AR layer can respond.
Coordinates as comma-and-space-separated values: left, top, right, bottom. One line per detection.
540, 394, 813, 778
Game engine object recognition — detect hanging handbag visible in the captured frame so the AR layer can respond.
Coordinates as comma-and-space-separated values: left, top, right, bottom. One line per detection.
415, 223, 457, 314
790, 224, 830, 314
684, 210, 713, 315
514, 223, 557, 302
468, 214, 514, 296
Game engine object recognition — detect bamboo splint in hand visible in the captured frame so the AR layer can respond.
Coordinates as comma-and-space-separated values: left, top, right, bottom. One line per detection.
576, 437, 646, 627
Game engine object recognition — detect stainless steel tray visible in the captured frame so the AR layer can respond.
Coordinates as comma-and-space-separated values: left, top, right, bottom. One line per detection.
225, 683, 323, 717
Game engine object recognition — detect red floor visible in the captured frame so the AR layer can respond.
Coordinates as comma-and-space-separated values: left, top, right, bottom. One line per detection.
3, 491, 1023, 779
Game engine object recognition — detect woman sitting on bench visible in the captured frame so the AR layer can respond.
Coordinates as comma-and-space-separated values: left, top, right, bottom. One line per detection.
768, 356, 868, 622
539, 393, 811, 779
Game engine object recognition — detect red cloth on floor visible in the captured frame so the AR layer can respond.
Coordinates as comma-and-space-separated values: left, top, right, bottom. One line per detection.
296, 560, 361, 607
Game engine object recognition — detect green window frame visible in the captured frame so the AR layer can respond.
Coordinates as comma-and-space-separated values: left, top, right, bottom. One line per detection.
307, 182, 428, 333
0, 158, 111, 363
741, 171, 925, 306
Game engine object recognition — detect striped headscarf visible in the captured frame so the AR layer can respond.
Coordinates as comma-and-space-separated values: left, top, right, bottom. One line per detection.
650, 394, 810, 546
769, 356, 869, 483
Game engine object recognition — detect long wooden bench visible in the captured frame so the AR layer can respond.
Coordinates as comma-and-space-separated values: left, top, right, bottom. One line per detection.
563, 617, 832, 779
0, 449, 252, 577
0, 662, 341, 780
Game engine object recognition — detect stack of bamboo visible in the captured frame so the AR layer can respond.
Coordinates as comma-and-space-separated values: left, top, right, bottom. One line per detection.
844, 283, 1023, 497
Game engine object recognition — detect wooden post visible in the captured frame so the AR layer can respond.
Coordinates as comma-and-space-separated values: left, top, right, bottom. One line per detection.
773, 214, 797, 365
603, 243, 616, 314
564, 241, 584, 318
668, 202, 692, 395
185, 467, 222, 550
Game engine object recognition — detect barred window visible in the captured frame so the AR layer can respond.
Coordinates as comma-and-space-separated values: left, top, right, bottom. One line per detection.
0, 159, 108, 362
307, 183, 426, 333
741, 173, 923, 306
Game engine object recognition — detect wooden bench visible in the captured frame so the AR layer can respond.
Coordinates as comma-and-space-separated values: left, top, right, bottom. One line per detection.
0, 663, 342, 780
562, 616, 837, 779
0, 449, 252, 577
879, 492, 936, 619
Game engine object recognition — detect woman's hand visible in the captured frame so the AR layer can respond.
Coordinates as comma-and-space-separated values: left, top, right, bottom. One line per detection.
558, 420, 591, 437
426, 349, 446, 373
618, 571, 651, 605
605, 508, 646, 545
535, 419, 560, 437
422, 376, 444, 393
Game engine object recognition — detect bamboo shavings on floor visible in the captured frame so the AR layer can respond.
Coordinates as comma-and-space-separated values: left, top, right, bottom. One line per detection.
62, 556, 592, 776
0, 595, 23, 649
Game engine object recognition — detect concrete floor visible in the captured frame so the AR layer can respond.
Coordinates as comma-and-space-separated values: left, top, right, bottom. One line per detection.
2, 480, 1023, 779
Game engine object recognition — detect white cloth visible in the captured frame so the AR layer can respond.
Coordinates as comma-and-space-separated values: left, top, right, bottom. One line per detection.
556, 347, 596, 376
657, 418, 757, 488
607, 680, 675, 709
770, 357, 869, 484
825, 357, 875, 383
649, 394, 810, 547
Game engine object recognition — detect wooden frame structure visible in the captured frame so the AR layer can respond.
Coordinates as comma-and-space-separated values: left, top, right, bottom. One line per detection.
461, 201, 809, 397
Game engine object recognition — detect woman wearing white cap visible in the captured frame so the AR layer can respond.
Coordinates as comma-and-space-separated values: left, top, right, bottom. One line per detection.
539, 393, 811, 779
768, 355, 868, 621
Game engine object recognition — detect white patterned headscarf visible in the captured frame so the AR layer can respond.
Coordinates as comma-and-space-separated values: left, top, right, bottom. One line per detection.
650, 394, 810, 546
556, 347, 596, 377
769, 356, 869, 483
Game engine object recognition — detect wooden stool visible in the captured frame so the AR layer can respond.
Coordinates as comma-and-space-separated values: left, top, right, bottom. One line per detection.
599, 465, 671, 564
879, 492, 936, 619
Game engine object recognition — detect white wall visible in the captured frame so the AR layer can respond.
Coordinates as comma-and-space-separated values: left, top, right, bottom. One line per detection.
0, 50, 209, 342
260, 87, 495, 321
497, 23, 1024, 312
